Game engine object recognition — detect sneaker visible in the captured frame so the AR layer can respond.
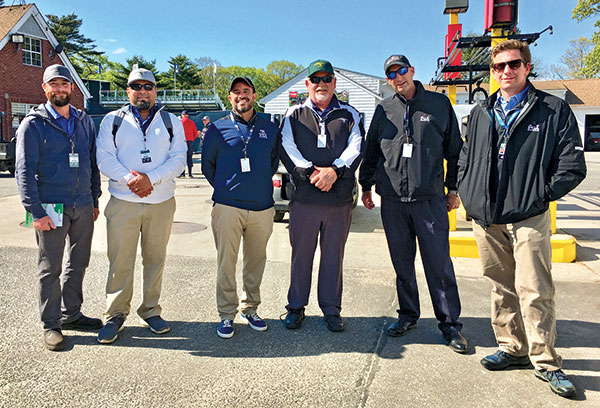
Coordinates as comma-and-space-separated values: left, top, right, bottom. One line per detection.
480, 350, 531, 371
217, 319, 234, 338
97, 315, 124, 344
534, 368, 577, 398
144, 316, 171, 334
284, 308, 305, 330
240, 312, 267, 331
44, 329, 66, 351
61, 314, 103, 331
324, 314, 345, 332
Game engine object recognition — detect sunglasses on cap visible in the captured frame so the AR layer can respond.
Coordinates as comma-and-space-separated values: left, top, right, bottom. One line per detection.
309, 75, 334, 84
129, 83, 155, 91
491, 59, 526, 72
386, 67, 409, 80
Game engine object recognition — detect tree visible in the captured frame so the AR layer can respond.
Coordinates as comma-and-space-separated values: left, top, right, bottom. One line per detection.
573, 0, 600, 77
159, 55, 201, 89
46, 13, 103, 75
112, 55, 161, 90
266, 60, 304, 86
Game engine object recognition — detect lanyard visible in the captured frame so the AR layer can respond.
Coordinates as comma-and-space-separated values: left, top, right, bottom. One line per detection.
403, 104, 412, 143
230, 113, 255, 158
493, 108, 521, 133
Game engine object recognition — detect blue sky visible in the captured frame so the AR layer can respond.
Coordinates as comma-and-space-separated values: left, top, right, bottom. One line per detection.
31, 0, 596, 82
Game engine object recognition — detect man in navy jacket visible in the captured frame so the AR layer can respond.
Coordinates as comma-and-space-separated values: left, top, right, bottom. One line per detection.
202, 77, 279, 339
15, 65, 102, 351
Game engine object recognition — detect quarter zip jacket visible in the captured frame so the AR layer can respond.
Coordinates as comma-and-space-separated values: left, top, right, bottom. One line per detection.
96, 105, 187, 204
279, 95, 365, 205
359, 81, 462, 202
458, 82, 587, 227
202, 112, 280, 211
15, 104, 101, 220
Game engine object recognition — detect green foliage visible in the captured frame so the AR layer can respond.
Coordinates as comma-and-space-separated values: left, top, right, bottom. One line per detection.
46, 13, 103, 75
572, 0, 600, 77
159, 55, 201, 89
111, 55, 161, 90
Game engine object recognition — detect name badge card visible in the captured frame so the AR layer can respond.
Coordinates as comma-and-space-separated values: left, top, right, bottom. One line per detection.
241, 158, 251, 173
498, 142, 506, 160
69, 153, 79, 168
140, 149, 152, 164
402, 143, 413, 158
317, 132, 326, 148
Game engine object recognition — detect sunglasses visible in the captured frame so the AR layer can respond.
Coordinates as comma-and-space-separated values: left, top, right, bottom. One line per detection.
491, 59, 526, 72
309, 75, 333, 84
386, 67, 409, 79
129, 83, 155, 91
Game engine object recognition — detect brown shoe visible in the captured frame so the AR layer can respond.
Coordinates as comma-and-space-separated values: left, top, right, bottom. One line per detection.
44, 329, 67, 351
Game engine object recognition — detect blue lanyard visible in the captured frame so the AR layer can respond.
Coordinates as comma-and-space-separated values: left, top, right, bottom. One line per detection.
230, 113, 255, 158
494, 108, 521, 132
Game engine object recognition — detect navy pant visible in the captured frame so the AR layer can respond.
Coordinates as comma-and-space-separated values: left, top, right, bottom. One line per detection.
185, 140, 194, 174
287, 201, 353, 315
381, 197, 462, 334
35, 204, 94, 330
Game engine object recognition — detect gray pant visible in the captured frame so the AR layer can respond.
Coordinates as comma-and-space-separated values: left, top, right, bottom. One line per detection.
287, 201, 353, 315
35, 204, 94, 330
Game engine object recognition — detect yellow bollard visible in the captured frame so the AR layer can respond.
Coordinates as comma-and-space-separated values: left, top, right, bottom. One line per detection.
549, 201, 557, 234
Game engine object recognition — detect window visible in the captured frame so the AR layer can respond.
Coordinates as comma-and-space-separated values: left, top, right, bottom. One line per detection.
585, 114, 600, 151
22, 36, 42, 67
11, 102, 36, 135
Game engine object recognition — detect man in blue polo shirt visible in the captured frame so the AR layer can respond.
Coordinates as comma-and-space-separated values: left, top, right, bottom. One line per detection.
202, 77, 279, 339
15, 64, 102, 351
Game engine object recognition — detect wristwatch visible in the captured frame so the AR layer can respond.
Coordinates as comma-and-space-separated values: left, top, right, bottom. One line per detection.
447, 190, 459, 196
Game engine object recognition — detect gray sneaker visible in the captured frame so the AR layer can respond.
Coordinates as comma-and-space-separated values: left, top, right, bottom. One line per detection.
534, 368, 576, 398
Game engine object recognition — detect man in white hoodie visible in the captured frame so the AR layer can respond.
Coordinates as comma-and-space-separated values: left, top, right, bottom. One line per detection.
95, 68, 186, 344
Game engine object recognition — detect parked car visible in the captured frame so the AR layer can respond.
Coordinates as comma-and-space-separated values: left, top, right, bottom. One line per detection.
0, 138, 16, 176
272, 163, 359, 222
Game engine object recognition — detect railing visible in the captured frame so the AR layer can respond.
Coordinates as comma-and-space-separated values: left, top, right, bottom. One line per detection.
99, 89, 224, 109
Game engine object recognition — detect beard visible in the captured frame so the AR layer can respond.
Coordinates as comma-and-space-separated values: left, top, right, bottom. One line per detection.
50, 93, 71, 107
135, 100, 151, 111
235, 104, 252, 114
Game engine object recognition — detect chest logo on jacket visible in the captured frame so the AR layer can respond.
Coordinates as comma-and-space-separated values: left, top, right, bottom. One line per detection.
527, 123, 540, 132
420, 114, 431, 122
259, 129, 268, 139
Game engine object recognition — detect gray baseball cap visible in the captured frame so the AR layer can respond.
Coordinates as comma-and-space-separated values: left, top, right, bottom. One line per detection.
203, 116, 210, 120
384, 55, 412, 73
43, 64, 73, 83
127, 68, 157, 86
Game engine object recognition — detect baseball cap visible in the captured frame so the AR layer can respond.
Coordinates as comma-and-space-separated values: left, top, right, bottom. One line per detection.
43, 64, 73, 83
181, 110, 188, 115
384, 55, 411, 73
229, 76, 255, 92
127, 68, 157, 86
307, 59, 334, 77
203, 116, 210, 120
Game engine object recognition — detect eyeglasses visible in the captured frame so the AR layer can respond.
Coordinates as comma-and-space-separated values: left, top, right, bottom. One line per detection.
491, 59, 526, 72
129, 83, 155, 91
386, 67, 409, 80
309, 75, 333, 84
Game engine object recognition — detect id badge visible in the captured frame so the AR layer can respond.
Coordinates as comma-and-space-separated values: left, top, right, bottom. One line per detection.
241, 158, 251, 172
140, 149, 152, 164
402, 143, 413, 158
498, 142, 506, 160
68, 153, 79, 168
317, 132, 326, 148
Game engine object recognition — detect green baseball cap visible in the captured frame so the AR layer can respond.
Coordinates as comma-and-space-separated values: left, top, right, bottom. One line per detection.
307, 59, 334, 77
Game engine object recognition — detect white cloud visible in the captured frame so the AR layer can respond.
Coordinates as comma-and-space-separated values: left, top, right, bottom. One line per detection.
113, 48, 127, 55
104, 38, 117, 43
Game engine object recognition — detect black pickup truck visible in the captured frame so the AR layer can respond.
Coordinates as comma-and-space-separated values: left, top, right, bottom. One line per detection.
0, 138, 16, 176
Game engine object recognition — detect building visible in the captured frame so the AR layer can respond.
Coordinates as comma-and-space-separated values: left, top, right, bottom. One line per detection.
0, 3, 91, 141
259, 67, 394, 130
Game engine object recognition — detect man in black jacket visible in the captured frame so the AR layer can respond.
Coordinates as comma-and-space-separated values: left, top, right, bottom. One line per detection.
280, 59, 364, 332
359, 55, 468, 353
458, 40, 586, 398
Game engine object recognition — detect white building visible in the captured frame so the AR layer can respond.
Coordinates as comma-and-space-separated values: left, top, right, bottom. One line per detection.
259, 67, 394, 131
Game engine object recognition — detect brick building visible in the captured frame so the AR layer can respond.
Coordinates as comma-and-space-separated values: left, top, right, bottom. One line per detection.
0, 3, 91, 141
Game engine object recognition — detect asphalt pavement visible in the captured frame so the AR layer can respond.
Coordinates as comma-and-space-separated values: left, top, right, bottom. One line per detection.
0, 154, 599, 407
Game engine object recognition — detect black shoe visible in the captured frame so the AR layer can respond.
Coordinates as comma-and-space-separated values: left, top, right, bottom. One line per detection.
387, 318, 416, 337
61, 315, 103, 331
284, 309, 305, 330
443, 328, 468, 354
480, 350, 531, 371
534, 368, 576, 398
324, 314, 345, 332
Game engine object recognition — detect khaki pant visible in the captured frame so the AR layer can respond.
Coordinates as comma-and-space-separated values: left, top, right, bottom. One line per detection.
104, 196, 176, 321
472, 211, 561, 370
211, 203, 274, 320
